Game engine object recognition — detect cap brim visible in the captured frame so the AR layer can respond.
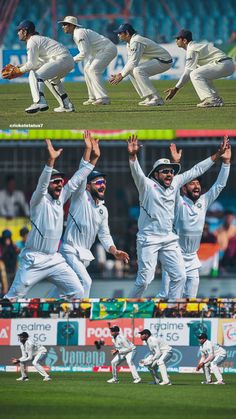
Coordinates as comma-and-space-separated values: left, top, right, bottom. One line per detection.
58, 20, 82, 27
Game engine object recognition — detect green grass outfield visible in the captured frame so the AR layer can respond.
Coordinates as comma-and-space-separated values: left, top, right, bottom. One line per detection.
1, 372, 236, 419
0, 80, 235, 130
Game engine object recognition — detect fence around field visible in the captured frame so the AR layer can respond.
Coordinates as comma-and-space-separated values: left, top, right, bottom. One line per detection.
1, 313, 236, 372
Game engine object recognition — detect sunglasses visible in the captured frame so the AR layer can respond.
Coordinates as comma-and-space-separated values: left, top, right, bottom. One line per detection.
50, 178, 64, 185
158, 168, 175, 175
90, 179, 106, 186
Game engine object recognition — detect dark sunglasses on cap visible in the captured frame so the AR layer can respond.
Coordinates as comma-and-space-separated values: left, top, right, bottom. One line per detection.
50, 178, 64, 185
90, 179, 106, 186
158, 168, 175, 175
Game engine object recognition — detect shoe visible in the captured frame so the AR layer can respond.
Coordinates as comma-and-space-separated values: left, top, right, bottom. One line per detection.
213, 381, 225, 385
43, 376, 52, 381
201, 381, 213, 384
133, 378, 142, 384
138, 98, 150, 105
107, 378, 119, 383
16, 376, 29, 381
83, 99, 96, 105
159, 381, 172, 386
196, 97, 224, 108
25, 103, 49, 113
143, 97, 164, 106
54, 105, 75, 112
92, 98, 110, 105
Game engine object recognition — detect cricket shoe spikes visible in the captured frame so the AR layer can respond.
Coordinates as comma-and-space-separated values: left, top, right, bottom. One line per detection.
92, 98, 110, 105
43, 376, 52, 381
107, 378, 119, 383
159, 381, 172, 385
197, 97, 224, 108
133, 378, 142, 384
54, 104, 75, 112
25, 103, 49, 113
16, 376, 29, 381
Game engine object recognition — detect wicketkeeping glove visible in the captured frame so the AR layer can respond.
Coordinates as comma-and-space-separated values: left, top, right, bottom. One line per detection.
196, 362, 205, 371
1, 64, 23, 80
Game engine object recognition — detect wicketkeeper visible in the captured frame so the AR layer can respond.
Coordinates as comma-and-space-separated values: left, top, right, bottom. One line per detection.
2, 20, 74, 113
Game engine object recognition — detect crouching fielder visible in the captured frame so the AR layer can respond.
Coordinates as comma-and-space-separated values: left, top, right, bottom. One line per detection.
12, 332, 51, 381
139, 329, 172, 385
107, 326, 141, 384
196, 333, 226, 385
13, 20, 74, 113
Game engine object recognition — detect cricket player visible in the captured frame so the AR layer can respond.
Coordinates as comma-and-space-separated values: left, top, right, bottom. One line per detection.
139, 329, 172, 385
5, 133, 99, 299
110, 23, 172, 106
12, 332, 51, 381
165, 29, 234, 107
157, 137, 231, 298
107, 326, 141, 384
59, 16, 117, 105
60, 158, 130, 297
196, 333, 227, 384
128, 135, 229, 298
16, 20, 75, 113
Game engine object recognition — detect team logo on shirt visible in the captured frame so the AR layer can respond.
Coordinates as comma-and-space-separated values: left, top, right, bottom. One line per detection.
197, 203, 202, 208
99, 209, 103, 215
56, 200, 61, 206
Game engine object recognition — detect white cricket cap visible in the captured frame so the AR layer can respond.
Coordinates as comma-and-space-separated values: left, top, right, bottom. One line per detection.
58, 16, 82, 27
148, 158, 181, 178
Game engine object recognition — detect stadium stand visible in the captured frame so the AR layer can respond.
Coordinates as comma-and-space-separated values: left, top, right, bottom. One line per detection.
1, 0, 236, 47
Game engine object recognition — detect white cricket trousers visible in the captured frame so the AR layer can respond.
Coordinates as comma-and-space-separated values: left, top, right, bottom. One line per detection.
28, 54, 74, 103
111, 351, 140, 381
20, 351, 49, 378
204, 354, 226, 382
5, 251, 84, 299
146, 351, 172, 383
158, 268, 199, 298
129, 239, 186, 298
129, 59, 172, 98
60, 248, 92, 298
190, 59, 234, 101
84, 43, 117, 100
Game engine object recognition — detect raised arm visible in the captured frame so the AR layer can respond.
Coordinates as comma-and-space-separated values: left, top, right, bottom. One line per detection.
128, 135, 147, 193
205, 138, 231, 208
177, 137, 229, 188
30, 139, 63, 206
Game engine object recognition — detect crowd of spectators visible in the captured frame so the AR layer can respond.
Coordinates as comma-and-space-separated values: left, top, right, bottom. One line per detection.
0, 298, 235, 319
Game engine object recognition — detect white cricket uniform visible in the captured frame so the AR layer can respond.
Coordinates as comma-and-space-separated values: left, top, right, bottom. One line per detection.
19, 338, 49, 378
20, 35, 74, 107
129, 156, 215, 298
159, 163, 230, 298
199, 339, 226, 382
176, 41, 234, 100
73, 27, 117, 100
60, 161, 115, 297
5, 159, 94, 299
121, 34, 172, 98
142, 336, 172, 384
145, 336, 173, 365
111, 334, 140, 381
